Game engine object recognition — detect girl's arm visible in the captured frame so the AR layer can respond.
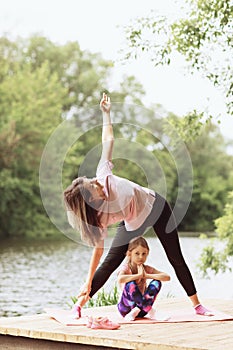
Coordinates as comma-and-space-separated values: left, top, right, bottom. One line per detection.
99, 93, 114, 163
77, 240, 104, 307
118, 272, 142, 284
118, 264, 144, 284
145, 267, 170, 282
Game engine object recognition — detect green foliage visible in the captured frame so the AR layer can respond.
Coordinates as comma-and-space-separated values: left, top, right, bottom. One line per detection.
182, 122, 233, 231
165, 111, 206, 143
123, 0, 233, 115
158, 115, 233, 232
0, 40, 67, 237
69, 285, 119, 308
122, 29, 233, 272
0, 35, 110, 238
198, 191, 233, 275
87, 285, 119, 307
197, 241, 229, 277
0, 31, 233, 281
0, 34, 148, 239
215, 191, 233, 253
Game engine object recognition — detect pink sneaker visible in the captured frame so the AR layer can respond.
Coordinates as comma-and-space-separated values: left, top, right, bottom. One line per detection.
91, 317, 120, 330
86, 316, 93, 328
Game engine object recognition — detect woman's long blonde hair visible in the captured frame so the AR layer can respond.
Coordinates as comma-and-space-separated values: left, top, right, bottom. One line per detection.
63, 177, 102, 246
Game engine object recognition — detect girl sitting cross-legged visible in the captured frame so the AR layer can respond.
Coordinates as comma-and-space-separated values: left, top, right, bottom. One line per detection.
117, 236, 170, 321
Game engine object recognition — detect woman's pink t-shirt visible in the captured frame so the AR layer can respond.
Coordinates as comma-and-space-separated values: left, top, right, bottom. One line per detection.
96, 160, 156, 236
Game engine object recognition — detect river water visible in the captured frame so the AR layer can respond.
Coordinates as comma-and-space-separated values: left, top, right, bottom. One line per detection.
0, 235, 232, 317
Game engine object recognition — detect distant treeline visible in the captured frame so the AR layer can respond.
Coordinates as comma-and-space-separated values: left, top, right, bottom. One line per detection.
0, 35, 232, 239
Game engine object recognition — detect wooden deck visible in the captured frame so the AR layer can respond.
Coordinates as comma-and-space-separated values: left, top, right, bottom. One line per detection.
0, 298, 232, 350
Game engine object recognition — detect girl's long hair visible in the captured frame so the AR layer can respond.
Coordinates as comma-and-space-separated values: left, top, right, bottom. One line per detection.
63, 177, 102, 246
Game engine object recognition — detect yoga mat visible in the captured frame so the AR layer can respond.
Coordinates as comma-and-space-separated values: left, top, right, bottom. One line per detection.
44, 306, 233, 326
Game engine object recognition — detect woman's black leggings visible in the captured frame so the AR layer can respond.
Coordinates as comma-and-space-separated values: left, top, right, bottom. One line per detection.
89, 193, 197, 298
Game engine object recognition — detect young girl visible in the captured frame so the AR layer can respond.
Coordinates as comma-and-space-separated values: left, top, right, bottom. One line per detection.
117, 236, 170, 321
64, 93, 213, 318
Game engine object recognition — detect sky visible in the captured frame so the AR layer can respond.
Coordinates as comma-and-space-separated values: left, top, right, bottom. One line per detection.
0, 0, 232, 142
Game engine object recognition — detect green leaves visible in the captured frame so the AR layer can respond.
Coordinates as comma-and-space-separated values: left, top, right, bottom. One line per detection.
0, 35, 147, 239
0, 35, 112, 239
197, 190, 233, 275
122, 14, 172, 66
122, 0, 233, 115
197, 242, 230, 277
215, 191, 233, 241
164, 110, 206, 143
86, 285, 119, 307
69, 284, 119, 308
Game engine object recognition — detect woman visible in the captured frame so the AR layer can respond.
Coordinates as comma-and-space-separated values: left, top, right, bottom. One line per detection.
64, 93, 213, 318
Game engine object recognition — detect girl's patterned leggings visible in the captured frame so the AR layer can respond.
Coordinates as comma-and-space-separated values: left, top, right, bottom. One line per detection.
117, 279, 162, 318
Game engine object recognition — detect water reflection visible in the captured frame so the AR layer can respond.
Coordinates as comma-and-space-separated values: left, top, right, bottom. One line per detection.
0, 237, 92, 317
0, 236, 232, 317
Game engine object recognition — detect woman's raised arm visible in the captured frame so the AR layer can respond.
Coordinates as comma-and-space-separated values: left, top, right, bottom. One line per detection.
99, 93, 114, 162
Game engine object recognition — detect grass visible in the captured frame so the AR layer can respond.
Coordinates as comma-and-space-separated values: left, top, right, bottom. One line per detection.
68, 284, 175, 310
69, 284, 119, 308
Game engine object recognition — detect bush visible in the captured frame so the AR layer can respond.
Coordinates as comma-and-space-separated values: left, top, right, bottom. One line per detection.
198, 191, 233, 276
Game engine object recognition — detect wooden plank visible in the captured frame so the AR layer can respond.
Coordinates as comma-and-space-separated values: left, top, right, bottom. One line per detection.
0, 335, 121, 350
0, 298, 232, 350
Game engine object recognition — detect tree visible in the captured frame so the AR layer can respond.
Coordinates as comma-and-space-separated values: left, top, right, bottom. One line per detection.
123, 0, 233, 116
143, 113, 233, 232
22, 35, 112, 111
0, 59, 67, 237
0, 35, 114, 238
122, 0, 233, 275
198, 191, 233, 276
181, 121, 233, 231
0, 35, 148, 239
